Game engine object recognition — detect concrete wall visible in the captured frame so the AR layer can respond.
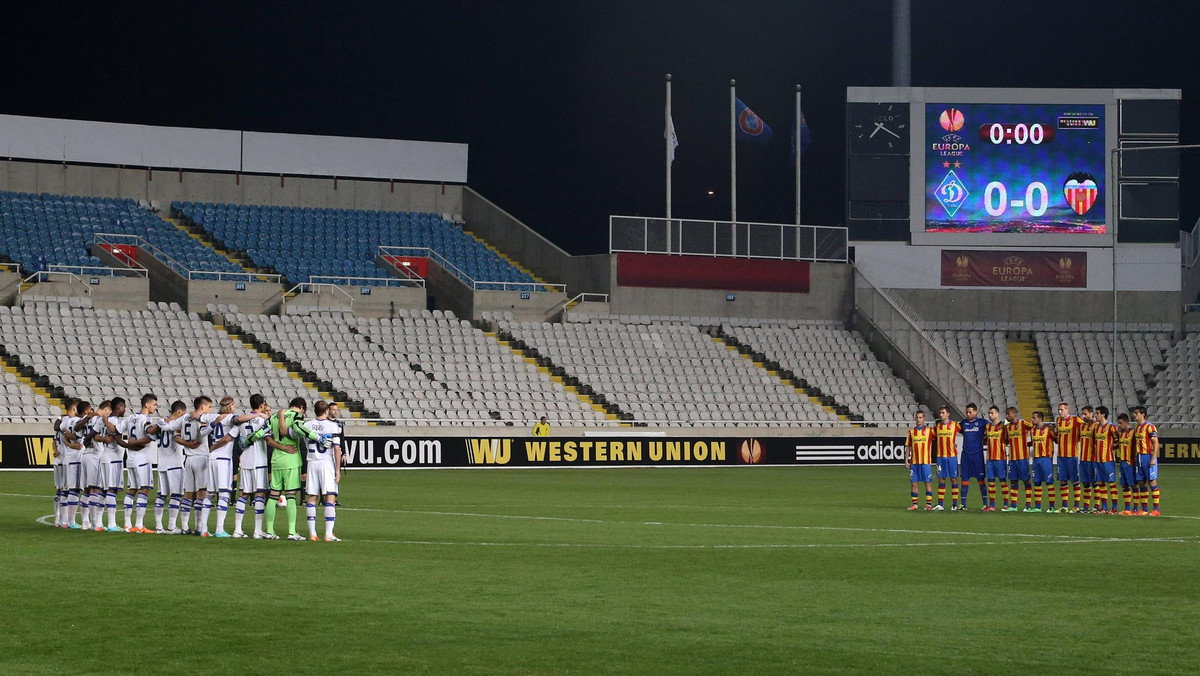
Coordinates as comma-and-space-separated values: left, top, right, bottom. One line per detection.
885, 288, 1182, 324
0, 270, 19, 306
0, 160, 463, 214
473, 289, 569, 323
610, 261, 854, 321
22, 275, 148, 311
461, 188, 611, 294
284, 285, 426, 318
187, 280, 283, 315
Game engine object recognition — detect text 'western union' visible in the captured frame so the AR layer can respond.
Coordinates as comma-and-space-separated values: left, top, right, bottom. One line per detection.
524, 440, 726, 463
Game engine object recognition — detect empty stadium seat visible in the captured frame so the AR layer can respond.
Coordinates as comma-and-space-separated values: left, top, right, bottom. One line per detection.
1036, 330, 1168, 412
0, 191, 244, 275
173, 201, 538, 289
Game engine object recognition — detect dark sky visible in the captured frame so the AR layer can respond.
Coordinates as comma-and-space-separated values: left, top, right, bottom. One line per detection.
1, 1, 1197, 254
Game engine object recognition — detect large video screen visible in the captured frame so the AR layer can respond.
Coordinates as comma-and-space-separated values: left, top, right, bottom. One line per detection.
925, 103, 1106, 234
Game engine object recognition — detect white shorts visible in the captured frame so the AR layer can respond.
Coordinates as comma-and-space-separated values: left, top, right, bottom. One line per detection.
65, 461, 83, 490
125, 462, 154, 490
239, 464, 269, 494
209, 456, 235, 492
82, 454, 105, 489
305, 461, 339, 497
53, 462, 66, 490
156, 466, 184, 496
183, 455, 210, 494
103, 458, 125, 491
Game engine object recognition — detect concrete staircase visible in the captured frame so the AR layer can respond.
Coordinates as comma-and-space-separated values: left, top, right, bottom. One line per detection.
711, 333, 858, 426
1, 353, 66, 412
463, 229, 554, 290
489, 331, 625, 425
1007, 340, 1050, 416
166, 217, 280, 282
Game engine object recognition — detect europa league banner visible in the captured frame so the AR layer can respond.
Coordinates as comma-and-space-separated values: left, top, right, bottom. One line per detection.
940, 250, 1087, 288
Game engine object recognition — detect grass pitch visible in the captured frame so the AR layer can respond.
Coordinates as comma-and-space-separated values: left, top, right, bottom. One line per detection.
3, 466, 1199, 674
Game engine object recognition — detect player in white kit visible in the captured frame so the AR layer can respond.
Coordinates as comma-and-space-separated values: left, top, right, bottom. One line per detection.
117, 394, 159, 533
205, 396, 265, 538
56, 399, 83, 529
152, 401, 189, 533
304, 401, 343, 542
232, 394, 271, 538
78, 401, 112, 531
51, 398, 79, 527
93, 399, 126, 532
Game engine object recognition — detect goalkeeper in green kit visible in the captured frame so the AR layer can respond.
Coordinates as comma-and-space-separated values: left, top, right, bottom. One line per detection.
245, 397, 328, 540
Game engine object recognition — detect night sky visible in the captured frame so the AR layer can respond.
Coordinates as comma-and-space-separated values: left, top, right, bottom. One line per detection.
2, 1, 1197, 254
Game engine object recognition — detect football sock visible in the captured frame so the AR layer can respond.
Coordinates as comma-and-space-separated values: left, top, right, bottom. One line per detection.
199, 498, 211, 533
215, 490, 231, 532
265, 495, 278, 534
135, 493, 147, 529
1035, 484, 1043, 509
1047, 484, 1055, 510
925, 490, 933, 507
1152, 486, 1161, 511
105, 490, 118, 528
951, 485, 960, 508
123, 493, 134, 528
1073, 484, 1081, 508
53, 490, 61, 524
154, 494, 165, 530
285, 495, 298, 535
254, 496, 265, 534
1141, 487, 1150, 512
234, 496, 248, 533
960, 482, 969, 507
910, 490, 918, 506
307, 503, 318, 537
67, 489, 80, 524
168, 495, 181, 530
180, 498, 192, 530
81, 492, 92, 528
937, 482, 946, 507
324, 501, 336, 538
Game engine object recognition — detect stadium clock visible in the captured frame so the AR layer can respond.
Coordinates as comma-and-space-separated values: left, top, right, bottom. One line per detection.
849, 103, 909, 155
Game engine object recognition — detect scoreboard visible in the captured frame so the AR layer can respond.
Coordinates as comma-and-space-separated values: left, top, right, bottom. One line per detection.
846, 88, 1180, 246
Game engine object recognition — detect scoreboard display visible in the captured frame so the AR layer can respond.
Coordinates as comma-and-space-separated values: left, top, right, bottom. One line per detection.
925, 103, 1107, 234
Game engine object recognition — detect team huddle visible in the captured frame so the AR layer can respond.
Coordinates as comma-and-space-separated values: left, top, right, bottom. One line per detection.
904, 402, 1162, 515
47, 393, 345, 541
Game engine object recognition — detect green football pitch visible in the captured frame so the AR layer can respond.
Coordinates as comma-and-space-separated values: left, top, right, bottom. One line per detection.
3, 466, 1199, 674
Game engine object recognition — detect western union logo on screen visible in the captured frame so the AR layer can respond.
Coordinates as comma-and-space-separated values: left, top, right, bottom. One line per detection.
523, 440, 726, 464
26, 437, 55, 466
466, 438, 511, 465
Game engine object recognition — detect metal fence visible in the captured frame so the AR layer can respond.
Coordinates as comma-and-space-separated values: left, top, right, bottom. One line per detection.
609, 216, 848, 262
1183, 214, 1200, 269
378, 245, 566, 293
854, 264, 987, 413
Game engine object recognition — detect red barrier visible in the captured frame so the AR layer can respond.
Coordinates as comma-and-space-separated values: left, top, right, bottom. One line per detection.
100, 244, 139, 266
383, 255, 429, 278
617, 253, 810, 293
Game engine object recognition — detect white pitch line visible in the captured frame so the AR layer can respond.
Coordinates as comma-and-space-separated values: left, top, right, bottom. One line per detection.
352, 536, 1200, 550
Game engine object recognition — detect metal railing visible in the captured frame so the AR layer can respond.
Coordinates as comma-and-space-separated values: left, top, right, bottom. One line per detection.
609, 215, 849, 262
309, 274, 424, 289
854, 263, 987, 412
1183, 215, 1200, 269
282, 282, 356, 310
47, 263, 147, 278
92, 232, 281, 284
378, 246, 566, 293
20, 269, 92, 295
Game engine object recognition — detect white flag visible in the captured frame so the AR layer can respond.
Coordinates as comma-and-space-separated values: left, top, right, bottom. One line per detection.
666, 114, 679, 165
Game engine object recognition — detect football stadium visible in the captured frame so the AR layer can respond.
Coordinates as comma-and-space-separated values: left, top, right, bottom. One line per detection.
3, 3, 1200, 674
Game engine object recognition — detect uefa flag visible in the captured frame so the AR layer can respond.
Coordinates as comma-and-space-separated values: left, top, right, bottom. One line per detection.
735, 98, 772, 145
791, 111, 812, 157
666, 114, 678, 164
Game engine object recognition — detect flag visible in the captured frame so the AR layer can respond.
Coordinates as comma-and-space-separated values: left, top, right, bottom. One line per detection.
666, 114, 678, 164
791, 111, 812, 157
735, 98, 772, 145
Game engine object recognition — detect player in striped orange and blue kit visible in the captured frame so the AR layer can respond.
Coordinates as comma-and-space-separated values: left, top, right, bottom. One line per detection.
983, 406, 1008, 511
957, 404, 987, 510
1054, 402, 1084, 513
1132, 406, 1161, 516
1091, 406, 1119, 514
933, 406, 961, 511
1116, 414, 1138, 515
1004, 407, 1034, 512
905, 411, 935, 511
1029, 412, 1058, 512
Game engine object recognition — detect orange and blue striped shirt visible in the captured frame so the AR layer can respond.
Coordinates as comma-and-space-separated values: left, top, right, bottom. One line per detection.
934, 420, 961, 458
1031, 425, 1057, 458
1079, 420, 1099, 462
984, 422, 1007, 460
1055, 415, 1082, 458
1006, 419, 1033, 460
1093, 422, 1116, 464
906, 425, 934, 465
1134, 421, 1159, 457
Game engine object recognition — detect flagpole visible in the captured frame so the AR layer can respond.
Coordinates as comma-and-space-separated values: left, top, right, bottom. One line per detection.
795, 84, 802, 225
665, 74, 673, 253
730, 79, 737, 225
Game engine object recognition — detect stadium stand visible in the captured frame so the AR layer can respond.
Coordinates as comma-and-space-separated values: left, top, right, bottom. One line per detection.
933, 329, 1018, 407
720, 321, 921, 425
1143, 332, 1200, 425
228, 309, 610, 426
1036, 329, 1170, 412
0, 301, 322, 412
0, 191, 243, 275
499, 315, 850, 427
173, 202, 538, 288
